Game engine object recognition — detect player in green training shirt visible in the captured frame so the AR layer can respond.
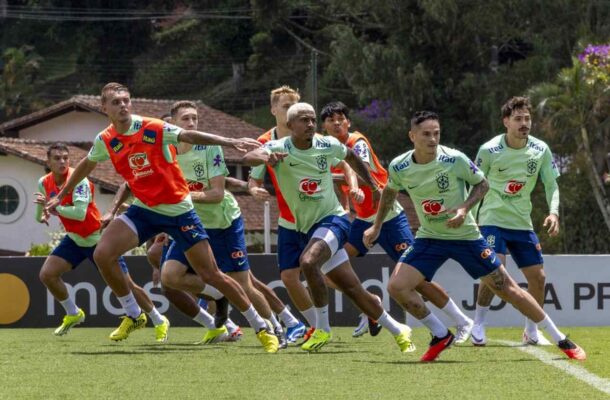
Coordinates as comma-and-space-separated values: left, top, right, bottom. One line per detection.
244, 103, 414, 353
471, 97, 560, 346
363, 111, 585, 362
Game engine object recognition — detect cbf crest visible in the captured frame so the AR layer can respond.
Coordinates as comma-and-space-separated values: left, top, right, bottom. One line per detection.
436, 172, 449, 192
193, 161, 206, 179
316, 155, 328, 171
526, 159, 538, 176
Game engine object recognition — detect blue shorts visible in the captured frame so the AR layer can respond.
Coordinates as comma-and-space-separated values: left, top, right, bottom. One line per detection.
163, 240, 195, 274
51, 235, 128, 273
164, 217, 249, 274
348, 212, 414, 262
277, 214, 351, 271
123, 205, 208, 254
399, 237, 501, 281
480, 226, 544, 268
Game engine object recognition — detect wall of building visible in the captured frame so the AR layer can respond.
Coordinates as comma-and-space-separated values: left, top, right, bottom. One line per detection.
19, 111, 108, 142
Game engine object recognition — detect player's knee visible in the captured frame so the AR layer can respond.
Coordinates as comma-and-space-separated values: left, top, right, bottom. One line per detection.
387, 277, 405, 299
528, 271, 546, 290
39, 267, 53, 284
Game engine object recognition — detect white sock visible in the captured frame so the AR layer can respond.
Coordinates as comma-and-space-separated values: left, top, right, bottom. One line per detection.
200, 285, 223, 300
315, 305, 331, 333
420, 313, 449, 338
538, 315, 565, 344
525, 317, 538, 335
59, 298, 79, 316
441, 298, 471, 326
269, 313, 282, 331
147, 307, 164, 326
278, 307, 299, 328
242, 304, 267, 331
474, 304, 489, 325
301, 307, 317, 327
117, 292, 141, 319
226, 318, 238, 333
377, 310, 403, 335
192, 308, 215, 329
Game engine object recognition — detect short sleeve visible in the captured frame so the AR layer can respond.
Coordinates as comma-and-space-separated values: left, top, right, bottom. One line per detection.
250, 164, 267, 181
72, 179, 92, 204
455, 152, 485, 185
386, 161, 403, 191
540, 146, 560, 182
352, 139, 372, 165
475, 145, 491, 176
161, 122, 183, 145
206, 146, 229, 179
87, 135, 110, 162
331, 140, 348, 161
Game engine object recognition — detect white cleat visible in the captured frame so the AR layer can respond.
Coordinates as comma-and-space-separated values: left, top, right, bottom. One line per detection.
454, 318, 474, 345
522, 329, 552, 346
470, 323, 487, 346
352, 314, 369, 337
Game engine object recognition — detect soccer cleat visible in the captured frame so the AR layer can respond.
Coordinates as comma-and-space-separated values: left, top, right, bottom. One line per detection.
470, 323, 487, 346
226, 326, 243, 342
274, 326, 288, 349
213, 297, 229, 328
394, 325, 416, 353
557, 338, 586, 360
109, 312, 147, 341
522, 329, 552, 346
368, 317, 383, 337
301, 326, 316, 344
420, 330, 455, 362
256, 327, 280, 353
285, 321, 307, 343
301, 329, 332, 352
352, 314, 369, 337
454, 318, 474, 345
154, 316, 170, 343
197, 326, 229, 344
53, 308, 86, 336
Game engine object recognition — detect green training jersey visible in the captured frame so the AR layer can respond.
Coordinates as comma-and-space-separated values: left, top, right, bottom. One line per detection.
251, 135, 348, 233
387, 145, 485, 240
177, 144, 241, 230
476, 134, 560, 230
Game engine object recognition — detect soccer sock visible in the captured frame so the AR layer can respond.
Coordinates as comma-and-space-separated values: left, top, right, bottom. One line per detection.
242, 304, 267, 331
441, 298, 471, 326
525, 317, 538, 335
59, 298, 79, 316
315, 305, 331, 333
147, 307, 164, 326
278, 307, 300, 328
420, 313, 449, 338
474, 304, 489, 325
377, 310, 403, 335
269, 313, 282, 331
300, 306, 317, 327
538, 315, 565, 344
192, 308, 215, 330
200, 285, 223, 300
225, 318, 239, 333
117, 292, 141, 319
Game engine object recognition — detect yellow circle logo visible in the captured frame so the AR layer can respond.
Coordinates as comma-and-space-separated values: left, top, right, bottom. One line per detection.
0, 273, 30, 324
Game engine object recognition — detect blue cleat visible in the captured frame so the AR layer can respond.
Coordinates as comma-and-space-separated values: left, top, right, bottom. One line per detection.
285, 321, 307, 343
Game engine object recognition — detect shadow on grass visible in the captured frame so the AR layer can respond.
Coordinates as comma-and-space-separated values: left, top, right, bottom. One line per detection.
355, 357, 540, 366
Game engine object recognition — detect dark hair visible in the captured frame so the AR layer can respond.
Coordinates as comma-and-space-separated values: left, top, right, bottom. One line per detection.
320, 101, 350, 121
501, 96, 531, 118
410, 111, 439, 128
46, 143, 69, 159
170, 100, 198, 118
101, 82, 129, 104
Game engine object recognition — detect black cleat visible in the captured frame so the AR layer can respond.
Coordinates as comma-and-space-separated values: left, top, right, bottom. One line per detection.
368, 317, 383, 337
274, 326, 288, 349
213, 297, 229, 329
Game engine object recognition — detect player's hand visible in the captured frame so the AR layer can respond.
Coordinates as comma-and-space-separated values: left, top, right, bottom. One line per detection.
33, 192, 46, 205
232, 137, 262, 152
152, 267, 161, 287
445, 207, 467, 228
100, 212, 115, 230
40, 211, 50, 226
267, 152, 288, 167
153, 233, 169, 246
248, 186, 270, 200
363, 225, 381, 248
45, 195, 62, 215
350, 188, 365, 204
543, 214, 560, 236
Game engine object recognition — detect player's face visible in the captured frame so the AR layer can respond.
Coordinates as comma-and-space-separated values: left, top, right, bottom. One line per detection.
322, 112, 350, 142
172, 107, 198, 130
271, 94, 298, 128
409, 119, 440, 155
288, 111, 317, 143
504, 107, 531, 140
102, 90, 132, 124
47, 150, 70, 175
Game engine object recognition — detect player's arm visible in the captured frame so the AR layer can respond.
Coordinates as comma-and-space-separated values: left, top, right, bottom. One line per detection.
34, 179, 49, 225
225, 177, 249, 193
540, 148, 561, 236
334, 160, 364, 205
247, 162, 271, 200
45, 157, 97, 214
101, 182, 132, 229
241, 147, 287, 167
475, 145, 491, 176
191, 175, 225, 204
446, 155, 489, 228
344, 148, 379, 192
363, 186, 399, 248
54, 180, 91, 222
178, 130, 261, 152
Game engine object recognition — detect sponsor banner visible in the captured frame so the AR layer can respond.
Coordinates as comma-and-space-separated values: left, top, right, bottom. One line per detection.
0, 255, 608, 327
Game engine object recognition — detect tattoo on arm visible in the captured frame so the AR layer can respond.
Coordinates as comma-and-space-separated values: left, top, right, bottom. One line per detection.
376, 186, 398, 224
345, 149, 376, 189
461, 179, 489, 211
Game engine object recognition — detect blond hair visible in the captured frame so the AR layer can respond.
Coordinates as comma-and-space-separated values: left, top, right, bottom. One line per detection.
287, 102, 315, 122
270, 85, 300, 106
101, 82, 129, 104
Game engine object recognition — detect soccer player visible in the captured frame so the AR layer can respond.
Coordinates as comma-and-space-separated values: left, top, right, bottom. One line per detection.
35, 143, 169, 341
244, 102, 414, 352
321, 101, 474, 343
45, 83, 279, 353
472, 97, 561, 346
363, 111, 585, 361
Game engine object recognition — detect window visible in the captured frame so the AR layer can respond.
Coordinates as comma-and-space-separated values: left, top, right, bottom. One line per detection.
0, 185, 19, 215
0, 178, 26, 224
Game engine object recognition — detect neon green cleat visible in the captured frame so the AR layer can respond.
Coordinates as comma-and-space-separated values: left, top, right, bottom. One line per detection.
196, 326, 229, 344
395, 325, 416, 353
155, 316, 170, 343
109, 312, 147, 341
301, 329, 332, 352
256, 328, 280, 353
53, 309, 86, 336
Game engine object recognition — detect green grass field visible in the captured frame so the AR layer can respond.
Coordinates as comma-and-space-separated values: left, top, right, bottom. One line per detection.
1, 327, 608, 400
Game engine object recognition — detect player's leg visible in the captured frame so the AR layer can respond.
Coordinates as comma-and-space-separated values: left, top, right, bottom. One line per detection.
124, 269, 169, 343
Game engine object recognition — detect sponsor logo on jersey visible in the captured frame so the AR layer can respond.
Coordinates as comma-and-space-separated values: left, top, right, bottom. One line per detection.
128, 153, 153, 179
394, 242, 409, 252
194, 145, 206, 151
142, 129, 157, 144
504, 179, 525, 195
315, 139, 331, 149
526, 159, 538, 176
488, 143, 504, 153
316, 155, 327, 170
298, 178, 322, 200
193, 161, 206, 179
528, 141, 544, 152
480, 248, 492, 259
438, 154, 455, 164
421, 199, 446, 216
109, 138, 124, 153
486, 234, 496, 248
187, 181, 206, 192
180, 225, 196, 232
436, 172, 450, 192
392, 160, 410, 172
231, 250, 245, 259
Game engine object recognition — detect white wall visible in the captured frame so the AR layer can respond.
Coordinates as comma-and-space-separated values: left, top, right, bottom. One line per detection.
0, 154, 115, 253
19, 111, 108, 142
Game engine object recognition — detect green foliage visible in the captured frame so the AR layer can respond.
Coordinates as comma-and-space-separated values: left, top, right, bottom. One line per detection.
27, 243, 52, 256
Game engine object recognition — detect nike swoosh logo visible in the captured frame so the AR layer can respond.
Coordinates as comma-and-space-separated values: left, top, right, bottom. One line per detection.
498, 168, 508, 172
407, 185, 418, 189
471, 334, 484, 343
289, 162, 300, 167
237, 260, 246, 266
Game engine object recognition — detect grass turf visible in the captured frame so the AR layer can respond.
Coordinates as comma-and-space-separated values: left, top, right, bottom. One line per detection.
0, 327, 608, 399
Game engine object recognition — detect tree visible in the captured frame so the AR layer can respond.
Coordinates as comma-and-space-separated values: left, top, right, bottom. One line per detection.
0, 46, 43, 118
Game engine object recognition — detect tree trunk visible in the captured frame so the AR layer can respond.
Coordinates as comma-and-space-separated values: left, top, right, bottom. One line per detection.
580, 126, 610, 232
